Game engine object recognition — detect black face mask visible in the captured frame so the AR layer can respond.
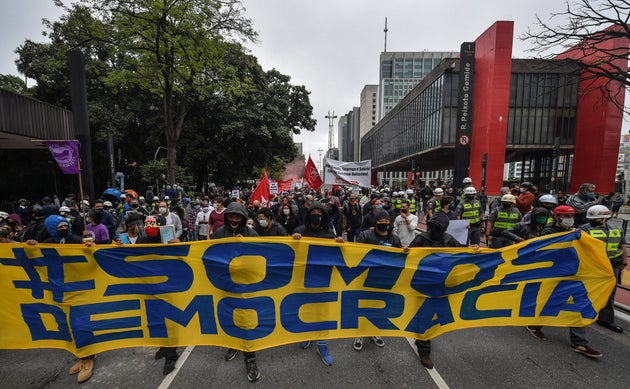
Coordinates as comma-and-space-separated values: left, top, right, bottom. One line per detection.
57, 229, 69, 238
466, 195, 475, 200
376, 223, 389, 232
502, 203, 512, 209
589, 220, 604, 227
308, 214, 322, 225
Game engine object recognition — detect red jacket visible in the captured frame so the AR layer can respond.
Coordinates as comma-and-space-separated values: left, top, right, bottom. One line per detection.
516, 191, 535, 215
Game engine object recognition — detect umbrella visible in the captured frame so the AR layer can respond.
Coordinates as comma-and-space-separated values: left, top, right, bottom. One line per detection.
124, 189, 139, 199
103, 188, 122, 202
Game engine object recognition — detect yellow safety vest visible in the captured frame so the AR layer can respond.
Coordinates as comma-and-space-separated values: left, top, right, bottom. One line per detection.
409, 198, 417, 213
462, 200, 481, 224
493, 210, 520, 232
584, 226, 623, 260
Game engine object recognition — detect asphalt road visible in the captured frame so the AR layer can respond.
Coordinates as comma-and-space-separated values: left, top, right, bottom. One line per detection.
1, 324, 629, 389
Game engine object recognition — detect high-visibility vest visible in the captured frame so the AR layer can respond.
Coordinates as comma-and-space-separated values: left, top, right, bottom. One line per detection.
394, 199, 402, 209
409, 198, 417, 213
492, 209, 520, 233
582, 225, 624, 260
461, 200, 481, 224
429, 199, 441, 214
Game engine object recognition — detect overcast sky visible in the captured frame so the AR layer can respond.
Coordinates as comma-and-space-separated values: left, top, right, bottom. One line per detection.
2, 0, 620, 165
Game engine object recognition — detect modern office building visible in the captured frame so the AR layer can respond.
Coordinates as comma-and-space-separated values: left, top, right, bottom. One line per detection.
362, 21, 627, 194
338, 107, 360, 162
379, 51, 458, 120
359, 85, 379, 140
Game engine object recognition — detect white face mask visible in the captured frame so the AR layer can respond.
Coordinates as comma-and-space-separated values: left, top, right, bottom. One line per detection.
159, 207, 168, 215
283, 209, 291, 215
560, 217, 574, 228
258, 219, 269, 228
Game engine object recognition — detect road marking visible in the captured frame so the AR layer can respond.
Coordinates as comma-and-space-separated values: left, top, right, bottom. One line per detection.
406, 338, 450, 389
157, 346, 195, 389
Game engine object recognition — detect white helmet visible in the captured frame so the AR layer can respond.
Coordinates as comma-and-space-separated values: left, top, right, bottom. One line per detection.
586, 205, 611, 219
464, 186, 477, 195
0, 211, 9, 220
103, 201, 113, 207
462, 177, 473, 184
59, 206, 71, 213
434, 188, 444, 196
406, 189, 414, 195
538, 194, 557, 205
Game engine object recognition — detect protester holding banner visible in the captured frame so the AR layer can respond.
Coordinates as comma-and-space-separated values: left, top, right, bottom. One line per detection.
409, 211, 465, 369
254, 207, 288, 237
526, 205, 603, 358
352, 209, 403, 351
578, 205, 627, 333
211, 202, 262, 382
501, 207, 550, 244
292, 201, 345, 366
26, 215, 97, 383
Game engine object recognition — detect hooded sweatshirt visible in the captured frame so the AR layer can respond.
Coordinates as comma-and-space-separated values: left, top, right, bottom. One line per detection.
211, 202, 259, 239
43, 215, 83, 244
293, 201, 336, 239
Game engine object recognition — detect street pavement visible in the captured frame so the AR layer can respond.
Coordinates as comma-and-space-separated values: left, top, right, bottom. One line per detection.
2, 209, 630, 388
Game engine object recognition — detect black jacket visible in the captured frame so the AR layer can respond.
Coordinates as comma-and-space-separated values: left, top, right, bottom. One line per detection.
356, 229, 402, 247
293, 202, 336, 239
212, 202, 259, 238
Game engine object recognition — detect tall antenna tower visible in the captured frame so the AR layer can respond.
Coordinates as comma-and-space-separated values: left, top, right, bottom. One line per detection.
325, 110, 337, 151
384, 17, 388, 52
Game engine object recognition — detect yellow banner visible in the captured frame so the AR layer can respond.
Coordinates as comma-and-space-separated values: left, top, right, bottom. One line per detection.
0, 230, 615, 357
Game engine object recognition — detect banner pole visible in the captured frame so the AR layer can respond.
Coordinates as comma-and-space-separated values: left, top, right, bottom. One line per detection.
77, 157, 88, 229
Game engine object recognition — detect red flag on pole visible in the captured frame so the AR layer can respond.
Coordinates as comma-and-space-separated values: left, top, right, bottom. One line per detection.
250, 169, 271, 206
304, 155, 323, 191
45, 140, 80, 174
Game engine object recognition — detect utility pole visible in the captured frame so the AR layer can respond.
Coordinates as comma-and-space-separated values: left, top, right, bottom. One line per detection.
384, 17, 388, 52
325, 111, 337, 153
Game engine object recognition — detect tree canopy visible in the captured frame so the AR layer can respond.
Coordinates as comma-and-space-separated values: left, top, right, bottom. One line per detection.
9, 0, 315, 193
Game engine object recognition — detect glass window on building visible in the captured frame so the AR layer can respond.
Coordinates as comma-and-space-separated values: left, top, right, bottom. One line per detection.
395, 59, 404, 78
404, 58, 414, 78
382, 61, 392, 78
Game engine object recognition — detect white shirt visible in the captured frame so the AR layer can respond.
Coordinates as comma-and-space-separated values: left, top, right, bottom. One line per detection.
393, 213, 419, 246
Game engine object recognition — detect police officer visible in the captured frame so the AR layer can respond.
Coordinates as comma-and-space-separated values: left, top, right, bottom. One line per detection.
579, 205, 627, 333
486, 194, 522, 248
456, 186, 483, 245
426, 188, 444, 219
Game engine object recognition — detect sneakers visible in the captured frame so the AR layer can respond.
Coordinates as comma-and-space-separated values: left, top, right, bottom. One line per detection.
371, 336, 385, 347
353, 337, 363, 351
570, 344, 602, 358
420, 356, 434, 369
596, 320, 624, 333
526, 326, 547, 340
299, 340, 311, 349
316, 344, 333, 366
245, 358, 260, 382
224, 348, 239, 361
163, 356, 178, 375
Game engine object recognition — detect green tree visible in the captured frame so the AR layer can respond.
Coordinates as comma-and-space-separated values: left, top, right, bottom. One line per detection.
0, 74, 28, 94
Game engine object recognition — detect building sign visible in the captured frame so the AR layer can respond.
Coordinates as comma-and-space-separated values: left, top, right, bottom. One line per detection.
454, 42, 475, 186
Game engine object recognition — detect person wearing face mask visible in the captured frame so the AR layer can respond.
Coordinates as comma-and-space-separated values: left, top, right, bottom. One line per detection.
485, 194, 522, 248
187, 200, 201, 241
393, 199, 418, 247
211, 202, 260, 381
343, 193, 363, 242
278, 204, 300, 235
456, 186, 484, 245
94, 199, 117, 240
409, 211, 464, 369
525, 205, 603, 358
195, 200, 214, 240
579, 205, 627, 333
292, 201, 345, 367
4, 213, 23, 240
209, 197, 226, 237
566, 183, 598, 227
352, 209, 403, 352
516, 182, 535, 215
157, 201, 182, 239
361, 199, 383, 231
502, 207, 550, 244
534, 194, 557, 224
26, 215, 96, 382
254, 207, 287, 236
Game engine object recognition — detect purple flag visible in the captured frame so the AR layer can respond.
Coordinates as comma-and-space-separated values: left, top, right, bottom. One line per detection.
45, 140, 80, 174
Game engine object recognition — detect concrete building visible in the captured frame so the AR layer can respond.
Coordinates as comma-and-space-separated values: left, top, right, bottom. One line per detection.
359, 85, 378, 139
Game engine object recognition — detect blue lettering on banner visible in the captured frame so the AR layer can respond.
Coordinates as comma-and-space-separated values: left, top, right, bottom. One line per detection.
502, 244, 579, 284
70, 300, 143, 348
405, 297, 455, 334
280, 292, 338, 333
540, 280, 597, 319
2, 248, 94, 303
202, 243, 295, 293
21, 303, 72, 341
217, 297, 275, 340
304, 246, 406, 290
411, 252, 504, 297
146, 295, 217, 338
519, 282, 542, 317
340, 291, 404, 329
460, 284, 518, 320
93, 246, 193, 296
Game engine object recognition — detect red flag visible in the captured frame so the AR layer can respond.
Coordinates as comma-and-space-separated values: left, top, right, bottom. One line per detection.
250, 169, 271, 206
304, 155, 323, 191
